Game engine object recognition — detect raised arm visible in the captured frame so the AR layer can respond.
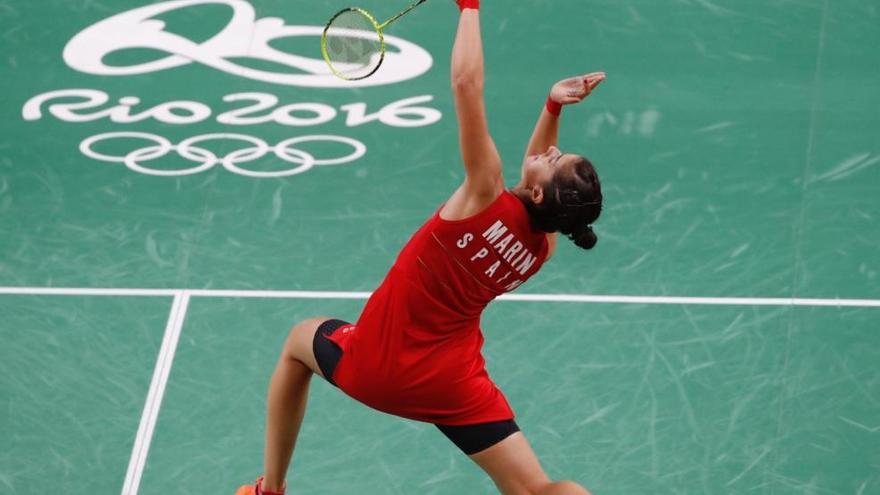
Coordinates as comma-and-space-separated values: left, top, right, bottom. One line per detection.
450, 2, 503, 201
524, 72, 606, 158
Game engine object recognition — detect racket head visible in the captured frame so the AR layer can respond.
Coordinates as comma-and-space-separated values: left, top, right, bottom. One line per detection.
321, 7, 385, 81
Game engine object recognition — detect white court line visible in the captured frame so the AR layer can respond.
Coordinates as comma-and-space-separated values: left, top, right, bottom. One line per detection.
498, 293, 880, 307
0, 287, 178, 297
1, 286, 879, 307
120, 290, 191, 495
188, 289, 374, 300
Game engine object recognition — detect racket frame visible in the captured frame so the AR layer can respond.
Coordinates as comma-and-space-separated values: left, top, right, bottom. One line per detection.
321, 7, 386, 81
321, 0, 430, 81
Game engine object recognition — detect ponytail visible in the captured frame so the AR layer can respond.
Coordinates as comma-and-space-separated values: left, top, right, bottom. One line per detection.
569, 224, 598, 250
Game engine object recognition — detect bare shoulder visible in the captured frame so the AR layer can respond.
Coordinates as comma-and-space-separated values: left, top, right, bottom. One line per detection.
439, 178, 505, 221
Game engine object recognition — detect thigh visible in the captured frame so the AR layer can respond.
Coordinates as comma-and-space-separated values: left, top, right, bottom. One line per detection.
469, 432, 551, 495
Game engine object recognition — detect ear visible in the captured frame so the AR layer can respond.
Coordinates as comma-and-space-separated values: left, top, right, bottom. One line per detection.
531, 185, 544, 205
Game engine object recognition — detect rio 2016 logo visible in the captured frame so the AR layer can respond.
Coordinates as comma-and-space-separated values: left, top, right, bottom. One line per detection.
63, 0, 432, 88
23, 0, 441, 178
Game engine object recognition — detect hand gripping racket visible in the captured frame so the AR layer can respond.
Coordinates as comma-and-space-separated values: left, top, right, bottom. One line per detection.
321, 0, 430, 81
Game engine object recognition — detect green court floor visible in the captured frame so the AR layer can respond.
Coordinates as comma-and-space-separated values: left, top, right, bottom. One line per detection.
1, 0, 878, 494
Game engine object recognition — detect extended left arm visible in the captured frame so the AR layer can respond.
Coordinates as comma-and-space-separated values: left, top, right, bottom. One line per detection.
524, 72, 606, 157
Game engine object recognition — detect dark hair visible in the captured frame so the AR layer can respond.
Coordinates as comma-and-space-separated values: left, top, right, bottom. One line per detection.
521, 156, 603, 250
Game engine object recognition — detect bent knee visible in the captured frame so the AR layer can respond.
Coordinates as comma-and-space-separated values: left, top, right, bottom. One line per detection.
283, 316, 332, 357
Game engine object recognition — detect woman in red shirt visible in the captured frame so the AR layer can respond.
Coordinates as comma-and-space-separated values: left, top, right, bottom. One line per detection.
238, 2, 604, 494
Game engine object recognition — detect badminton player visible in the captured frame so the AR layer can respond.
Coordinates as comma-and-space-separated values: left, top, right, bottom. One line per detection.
237, 1, 604, 494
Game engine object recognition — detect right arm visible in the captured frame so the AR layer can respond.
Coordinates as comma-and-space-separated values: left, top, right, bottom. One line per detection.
441, 5, 504, 220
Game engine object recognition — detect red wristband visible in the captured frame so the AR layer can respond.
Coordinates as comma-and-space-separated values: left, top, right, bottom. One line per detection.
545, 95, 562, 117
457, 0, 479, 11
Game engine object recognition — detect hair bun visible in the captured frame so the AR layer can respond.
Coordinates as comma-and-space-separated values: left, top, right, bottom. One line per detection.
569, 225, 598, 250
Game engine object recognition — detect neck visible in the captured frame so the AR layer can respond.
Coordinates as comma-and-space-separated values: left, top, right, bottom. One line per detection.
509, 186, 535, 211
509, 183, 528, 199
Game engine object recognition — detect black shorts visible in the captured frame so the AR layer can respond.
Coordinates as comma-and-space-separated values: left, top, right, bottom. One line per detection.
312, 318, 521, 455
313, 318, 348, 387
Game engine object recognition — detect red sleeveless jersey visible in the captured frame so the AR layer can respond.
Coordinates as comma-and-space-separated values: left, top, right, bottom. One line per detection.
327, 190, 549, 425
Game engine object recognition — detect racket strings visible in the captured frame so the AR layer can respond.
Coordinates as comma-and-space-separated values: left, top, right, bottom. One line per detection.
324, 10, 383, 79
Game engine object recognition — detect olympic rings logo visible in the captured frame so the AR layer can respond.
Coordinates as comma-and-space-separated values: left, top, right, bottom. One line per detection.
79, 132, 366, 178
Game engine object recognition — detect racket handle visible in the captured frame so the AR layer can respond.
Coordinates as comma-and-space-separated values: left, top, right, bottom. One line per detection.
545, 95, 562, 117
456, 0, 479, 11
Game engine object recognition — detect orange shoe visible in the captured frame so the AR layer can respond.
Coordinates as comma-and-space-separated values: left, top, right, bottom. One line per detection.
234, 483, 256, 495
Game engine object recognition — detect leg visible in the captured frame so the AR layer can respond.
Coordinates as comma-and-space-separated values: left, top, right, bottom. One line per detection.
469, 432, 591, 495
261, 317, 332, 492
